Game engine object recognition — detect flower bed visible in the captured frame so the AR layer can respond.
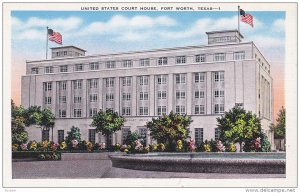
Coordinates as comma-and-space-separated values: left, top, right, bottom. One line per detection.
12, 151, 61, 161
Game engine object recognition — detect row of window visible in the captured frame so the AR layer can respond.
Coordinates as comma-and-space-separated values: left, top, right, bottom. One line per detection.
41, 127, 221, 146
56, 103, 224, 118
43, 72, 224, 91
45, 88, 225, 105
31, 52, 245, 74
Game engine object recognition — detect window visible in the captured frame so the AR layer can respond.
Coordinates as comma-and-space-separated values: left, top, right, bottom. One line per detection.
89, 108, 97, 117
42, 129, 50, 141
215, 128, 221, 141
88, 129, 96, 144
176, 56, 186, 64
157, 91, 167, 99
195, 72, 205, 83
214, 104, 225, 114
214, 90, 225, 98
106, 93, 114, 101
44, 96, 52, 104
158, 57, 168, 65
140, 58, 150, 66
45, 66, 53, 74
175, 74, 186, 84
122, 107, 131, 116
58, 109, 66, 118
214, 53, 225, 61
105, 61, 116, 69
105, 78, 114, 87
196, 54, 206, 63
74, 96, 82, 103
195, 91, 205, 99
140, 76, 149, 85
122, 127, 131, 144
195, 105, 205, 114
44, 82, 52, 91
234, 51, 245, 60
74, 109, 82, 117
157, 106, 167, 115
175, 105, 185, 115
31, 68, 39, 74
214, 71, 224, 82
63, 51, 67, 55
89, 94, 98, 102
73, 80, 82, 89
195, 128, 203, 145
139, 107, 149, 115
89, 79, 98, 89
176, 91, 186, 99
122, 60, 132, 68
122, 93, 131, 101
90, 62, 99, 70
59, 81, 67, 90
60, 65, 68, 72
139, 92, 149, 100
58, 130, 64, 144
59, 96, 66, 103
157, 75, 167, 84
74, 64, 83, 71
122, 77, 132, 86
139, 128, 148, 144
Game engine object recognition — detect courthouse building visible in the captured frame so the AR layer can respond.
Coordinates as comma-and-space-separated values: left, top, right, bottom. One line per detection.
21, 30, 274, 146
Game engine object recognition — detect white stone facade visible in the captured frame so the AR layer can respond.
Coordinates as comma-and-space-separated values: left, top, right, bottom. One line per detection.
21, 30, 274, 147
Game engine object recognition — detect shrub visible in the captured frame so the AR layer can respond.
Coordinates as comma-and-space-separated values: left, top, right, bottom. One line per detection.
124, 131, 139, 146
65, 126, 81, 146
226, 143, 237, 152
20, 143, 27, 151
158, 143, 165, 152
150, 144, 158, 152
261, 133, 271, 152
28, 141, 37, 151
59, 141, 67, 151
12, 131, 28, 145
12, 144, 19, 151
188, 139, 197, 152
176, 140, 183, 152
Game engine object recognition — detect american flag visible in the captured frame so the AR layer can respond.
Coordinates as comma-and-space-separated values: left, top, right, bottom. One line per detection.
48, 29, 62, 44
240, 9, 253, 27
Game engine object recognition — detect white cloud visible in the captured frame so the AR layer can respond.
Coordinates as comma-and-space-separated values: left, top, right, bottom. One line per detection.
16, 29, 45, 40
248, 35, 284, 49
271, 19, 285, 33
12, 16, 83, 40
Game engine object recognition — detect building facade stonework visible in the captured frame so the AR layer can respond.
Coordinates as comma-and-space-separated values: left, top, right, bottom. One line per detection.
21, 30, 274, 147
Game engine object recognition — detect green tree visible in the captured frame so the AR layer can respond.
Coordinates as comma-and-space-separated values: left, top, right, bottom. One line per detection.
11, 100, 56, 144
91, 109, 125, 148
270, 107, 285, 139
217, 106, 262, 152
65, 126, 81, 144
11, 100, 28, 144
146, 111, 192, 151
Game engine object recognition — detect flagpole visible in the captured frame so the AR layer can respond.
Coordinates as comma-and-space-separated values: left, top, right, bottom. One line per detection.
46, 26, 49, 59
238, 6, 240, 35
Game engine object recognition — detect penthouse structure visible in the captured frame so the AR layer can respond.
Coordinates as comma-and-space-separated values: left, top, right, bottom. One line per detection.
21, 30, 274, 147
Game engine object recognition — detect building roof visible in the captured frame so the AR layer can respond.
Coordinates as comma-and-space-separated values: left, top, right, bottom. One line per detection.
206, 29, 244, 38
50, 45, 86, 52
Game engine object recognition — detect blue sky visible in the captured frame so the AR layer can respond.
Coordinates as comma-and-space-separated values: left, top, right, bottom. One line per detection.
11, 11, 285, 59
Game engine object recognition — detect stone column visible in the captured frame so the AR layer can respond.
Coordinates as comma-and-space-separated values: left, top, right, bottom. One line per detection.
132, 76, 137, 116
51, 81, 57, 116
114, 77, 120, 114
206, 72, 212, 114
149, 75, 155, 116
186, 72, 193, 115
66, 80, 72, 118
168, 74, 174, 113
98, 78, 103, 111
82, 79, 87, 118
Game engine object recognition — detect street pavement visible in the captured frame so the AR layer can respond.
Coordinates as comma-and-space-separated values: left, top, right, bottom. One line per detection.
12, 158, 285, 179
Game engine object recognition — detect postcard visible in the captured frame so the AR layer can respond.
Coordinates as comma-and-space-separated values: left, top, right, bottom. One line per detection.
2, 2, 297, 189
